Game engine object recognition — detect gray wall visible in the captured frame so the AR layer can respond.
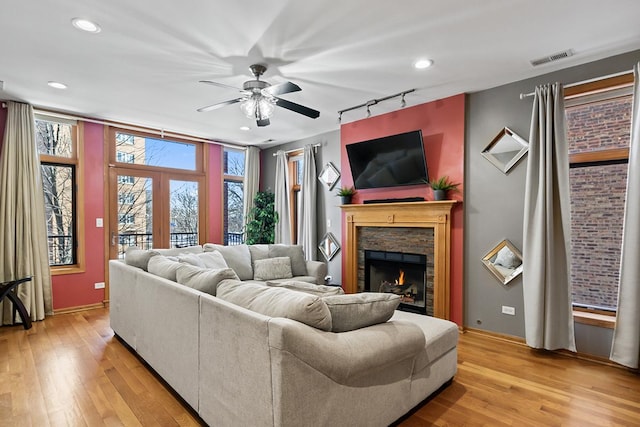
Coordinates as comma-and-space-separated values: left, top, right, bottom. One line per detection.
261, 129, 343, 283
465, 49, 639, 357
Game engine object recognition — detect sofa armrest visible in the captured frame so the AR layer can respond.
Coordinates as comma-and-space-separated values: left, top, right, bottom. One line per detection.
305, 260, 327, 285
268, 318, 425, 384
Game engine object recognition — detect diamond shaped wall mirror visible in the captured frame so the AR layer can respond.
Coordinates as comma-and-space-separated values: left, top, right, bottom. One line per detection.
318, 162, 340, 190
319, 232, 340, 261
482, 239, 523, 285
482, 127, 528, 174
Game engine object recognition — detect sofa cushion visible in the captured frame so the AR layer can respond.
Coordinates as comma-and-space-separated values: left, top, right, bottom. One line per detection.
125, 245, 204, 271
248, 244, 270, 265
203, 244, 253, 281
197, 251, 228, 269
253, 257, 293, 281
176, 264, 240, 296
268, 244, 308, 277
217, 281, 332, 331
267, 280, 344, 296
147, 255, 181, 281
322, 293, 401, 332
178, 253, 207, 268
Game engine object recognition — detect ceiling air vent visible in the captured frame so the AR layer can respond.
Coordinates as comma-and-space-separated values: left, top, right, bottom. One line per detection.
530, 49, 574, 67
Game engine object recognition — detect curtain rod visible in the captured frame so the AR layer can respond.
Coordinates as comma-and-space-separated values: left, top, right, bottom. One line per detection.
271, 143, 320, 156
519, 69, 633, 99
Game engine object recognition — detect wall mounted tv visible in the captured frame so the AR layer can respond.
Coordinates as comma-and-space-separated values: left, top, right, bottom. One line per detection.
346, 130, 429, 190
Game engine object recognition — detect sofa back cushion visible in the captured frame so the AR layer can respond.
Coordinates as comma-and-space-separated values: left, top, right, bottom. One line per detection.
203, 244, 253, 280
198, 250, 228, 269
148, 255, 181, 281
322, 293, 400, 332
217, 281, 332, 331
268, 244, 308, 277
267, 280, 344, 296
253, 257, 293, 281
125, 245, 203, 271
176, 264, 240, 296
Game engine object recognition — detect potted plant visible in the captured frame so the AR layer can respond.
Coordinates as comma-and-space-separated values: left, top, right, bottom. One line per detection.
336, 186, 356, 204
244, 191, 278, 244
428, 176, 460, 201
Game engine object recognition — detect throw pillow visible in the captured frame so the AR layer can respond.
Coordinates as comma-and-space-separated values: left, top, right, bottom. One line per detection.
494, 246, 520, 269
125, 247, 161, 271
203, 244, 253, 281
268, 244, 308, 277
322, 293, 400, 332
216, 281, 332, 331
147, 255, 181, 281
178, 253, 206, 268
253, 257, 293, 281
267, 280, 344, 296
176, 264, 240, 296
197, 250, 228, 269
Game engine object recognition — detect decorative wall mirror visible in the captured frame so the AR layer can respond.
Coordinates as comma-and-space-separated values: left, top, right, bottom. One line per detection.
482, 127, 529, 174
319, 232, 340, 261
482, 239, 523, 285
318, 162, 340, 190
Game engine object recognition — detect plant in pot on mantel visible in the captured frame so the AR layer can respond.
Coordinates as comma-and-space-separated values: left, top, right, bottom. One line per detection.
427, 176, 460, 201
336, 186, 356, 204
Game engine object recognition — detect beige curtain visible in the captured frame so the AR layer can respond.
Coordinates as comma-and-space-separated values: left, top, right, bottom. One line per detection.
522, 83, 576, 351
274, 150, 291, 244
297, 145, 317, 260
610, 62, 640, 368
0, 101, 52, 324
242, 146, 261, 237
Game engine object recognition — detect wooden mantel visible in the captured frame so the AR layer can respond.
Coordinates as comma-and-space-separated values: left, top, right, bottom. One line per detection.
341, 201, 456, 320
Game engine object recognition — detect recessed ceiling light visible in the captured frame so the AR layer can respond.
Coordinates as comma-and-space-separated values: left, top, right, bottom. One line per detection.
47, 81, 68, 90
240, 126, 250, 131
71, 18, 101, 33
414, 59, 434, 69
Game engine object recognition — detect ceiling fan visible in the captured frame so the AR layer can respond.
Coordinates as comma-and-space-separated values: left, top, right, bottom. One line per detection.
197, 64, 320, 127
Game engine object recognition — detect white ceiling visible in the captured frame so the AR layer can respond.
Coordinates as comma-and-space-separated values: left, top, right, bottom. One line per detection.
1, 0, 640, 147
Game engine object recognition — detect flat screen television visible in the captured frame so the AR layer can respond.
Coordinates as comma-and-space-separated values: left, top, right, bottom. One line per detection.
346, 130, 429, 190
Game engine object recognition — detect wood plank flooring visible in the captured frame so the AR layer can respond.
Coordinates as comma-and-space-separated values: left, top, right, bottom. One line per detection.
1, 308, 639, 426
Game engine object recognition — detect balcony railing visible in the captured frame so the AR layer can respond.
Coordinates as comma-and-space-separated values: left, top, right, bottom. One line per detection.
47, 235, 74, 266
225, 232, 244, 246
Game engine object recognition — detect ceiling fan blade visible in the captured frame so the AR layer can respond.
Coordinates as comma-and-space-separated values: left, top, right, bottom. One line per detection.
197, 98, 243, 112
199, 80, 242, 91
275, 98, 320, 119
256, 118, 270, 127
262, 81, 301, 96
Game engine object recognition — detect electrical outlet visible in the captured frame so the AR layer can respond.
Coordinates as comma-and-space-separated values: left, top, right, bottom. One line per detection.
501, 305, 515, 315
94, 282, 105, 289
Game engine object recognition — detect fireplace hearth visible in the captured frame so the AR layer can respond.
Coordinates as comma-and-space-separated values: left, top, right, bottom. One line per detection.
365, 250, 427, 315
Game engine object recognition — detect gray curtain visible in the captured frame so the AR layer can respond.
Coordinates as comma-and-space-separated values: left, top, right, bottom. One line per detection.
522, 83, 576, 351
611, 62, 640, 368
297, 145, 317, 260
242, 146, 260, 235
274, 150, 291, 244
0, 101, 52, 324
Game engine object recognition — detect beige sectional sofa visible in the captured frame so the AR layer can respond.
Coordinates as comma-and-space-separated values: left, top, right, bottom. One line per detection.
109, 244, 458, 426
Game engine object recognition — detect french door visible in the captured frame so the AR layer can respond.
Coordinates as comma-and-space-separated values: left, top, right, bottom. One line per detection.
108, 167, 205, 260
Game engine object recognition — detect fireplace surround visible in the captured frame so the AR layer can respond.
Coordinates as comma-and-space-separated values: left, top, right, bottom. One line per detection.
341, 201, 456, 319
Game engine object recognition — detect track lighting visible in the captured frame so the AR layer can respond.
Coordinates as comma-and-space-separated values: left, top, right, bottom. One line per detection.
337, 89, 415, 121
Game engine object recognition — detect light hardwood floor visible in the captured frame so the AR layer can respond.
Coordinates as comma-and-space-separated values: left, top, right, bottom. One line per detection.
1, 308, 639, 426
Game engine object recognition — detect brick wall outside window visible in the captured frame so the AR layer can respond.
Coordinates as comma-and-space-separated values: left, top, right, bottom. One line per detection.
566, 95, 631, 310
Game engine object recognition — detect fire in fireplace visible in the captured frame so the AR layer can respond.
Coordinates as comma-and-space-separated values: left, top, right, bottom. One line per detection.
364, 250, 428, 315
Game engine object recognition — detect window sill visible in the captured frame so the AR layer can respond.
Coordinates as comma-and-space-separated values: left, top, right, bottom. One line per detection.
51, 265, 85, 276
573, 310, 616, 329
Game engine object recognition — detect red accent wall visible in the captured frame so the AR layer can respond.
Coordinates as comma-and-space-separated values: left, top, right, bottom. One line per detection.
52, 122, 106, 309
340, 94, 465, 325
207, 144, 224, 244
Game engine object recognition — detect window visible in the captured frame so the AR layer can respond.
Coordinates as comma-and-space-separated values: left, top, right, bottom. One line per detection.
116, 151, 135, 163
116, 133, 134, 145
223, 148, 245, 245
118, 175, 135, 185
288, 151, 304, 243
118, 213, 135, 225
565, 74, 633, 313
118, 193, 135, 205
36, 117, 81, 267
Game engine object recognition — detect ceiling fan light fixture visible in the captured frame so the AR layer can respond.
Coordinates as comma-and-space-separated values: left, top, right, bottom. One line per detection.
240, 93, 276, 120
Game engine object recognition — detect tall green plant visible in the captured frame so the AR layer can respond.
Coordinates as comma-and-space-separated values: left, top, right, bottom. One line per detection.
244, 191, 278, 244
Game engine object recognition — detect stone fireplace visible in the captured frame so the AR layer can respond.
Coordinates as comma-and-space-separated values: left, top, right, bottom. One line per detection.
341, 201, 455, 319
